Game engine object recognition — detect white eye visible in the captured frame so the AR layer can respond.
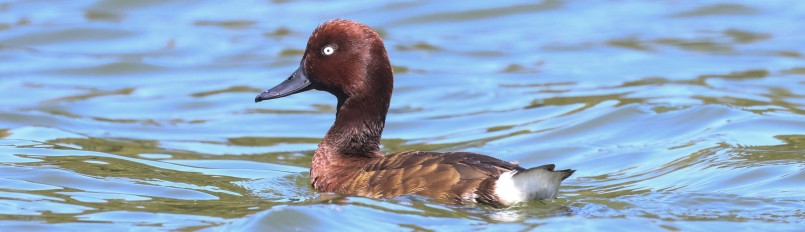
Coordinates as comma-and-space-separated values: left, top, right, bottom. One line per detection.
322, 45, 335, 55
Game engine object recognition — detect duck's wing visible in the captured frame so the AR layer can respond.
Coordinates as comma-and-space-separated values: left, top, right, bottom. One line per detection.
339, 151, 522, 205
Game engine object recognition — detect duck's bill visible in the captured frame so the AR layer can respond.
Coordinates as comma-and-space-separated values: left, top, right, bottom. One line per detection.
255, 66, 313, 102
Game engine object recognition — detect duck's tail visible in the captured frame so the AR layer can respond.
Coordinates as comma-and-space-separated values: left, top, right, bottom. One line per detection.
493, 164, 575, 205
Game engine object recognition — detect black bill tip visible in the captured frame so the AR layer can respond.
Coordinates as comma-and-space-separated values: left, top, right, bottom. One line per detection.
255, 92, 268, 103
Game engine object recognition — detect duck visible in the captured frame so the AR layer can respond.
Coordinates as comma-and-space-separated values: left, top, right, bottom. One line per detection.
255, 19, 574, 207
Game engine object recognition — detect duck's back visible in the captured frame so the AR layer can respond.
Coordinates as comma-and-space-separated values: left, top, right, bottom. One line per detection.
334, 151, 523, 205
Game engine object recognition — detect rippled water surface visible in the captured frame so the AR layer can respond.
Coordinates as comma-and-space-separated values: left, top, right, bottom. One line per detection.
1, 0, 804, 231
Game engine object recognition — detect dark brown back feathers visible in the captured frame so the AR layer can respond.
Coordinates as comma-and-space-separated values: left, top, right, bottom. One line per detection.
315, 151, 522, 205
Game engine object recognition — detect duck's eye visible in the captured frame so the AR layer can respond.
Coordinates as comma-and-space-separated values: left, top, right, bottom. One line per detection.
321, 45, 335, 56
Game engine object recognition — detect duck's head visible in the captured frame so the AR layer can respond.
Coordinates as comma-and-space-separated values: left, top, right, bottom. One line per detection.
255, 19, 393, 107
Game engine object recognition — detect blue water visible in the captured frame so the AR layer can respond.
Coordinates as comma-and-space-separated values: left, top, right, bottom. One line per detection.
0, 1, 804, 231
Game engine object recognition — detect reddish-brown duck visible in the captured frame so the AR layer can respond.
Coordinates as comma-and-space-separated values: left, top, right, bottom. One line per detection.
255, 19, 574, 207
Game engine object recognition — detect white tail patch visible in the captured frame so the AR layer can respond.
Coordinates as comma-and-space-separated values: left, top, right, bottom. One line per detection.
494, 165, 571, 205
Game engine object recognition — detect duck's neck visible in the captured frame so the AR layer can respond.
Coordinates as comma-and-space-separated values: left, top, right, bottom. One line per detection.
311, 93, 388, 191
319, 93, 389, 159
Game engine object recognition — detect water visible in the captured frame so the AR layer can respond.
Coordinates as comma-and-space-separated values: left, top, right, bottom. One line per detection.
1, 0, 804, 231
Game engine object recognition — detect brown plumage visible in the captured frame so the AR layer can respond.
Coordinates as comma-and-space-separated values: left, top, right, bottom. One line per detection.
255, 19, 575, 207
312, 151, 521, 205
